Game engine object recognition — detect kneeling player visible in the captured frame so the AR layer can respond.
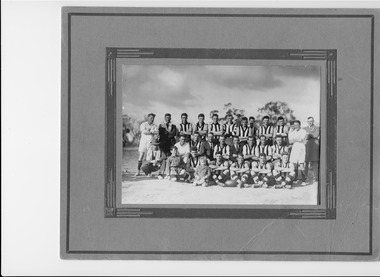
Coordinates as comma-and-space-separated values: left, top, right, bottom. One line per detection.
272, 152, 295, 189
209, 151, 230, 186
230, 153, 250, 188
165, 146, 187, 181
251, 153, 273, 188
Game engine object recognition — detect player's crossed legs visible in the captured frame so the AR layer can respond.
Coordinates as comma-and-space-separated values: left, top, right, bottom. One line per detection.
273, 169, 295, 189
212, 169, 230, 187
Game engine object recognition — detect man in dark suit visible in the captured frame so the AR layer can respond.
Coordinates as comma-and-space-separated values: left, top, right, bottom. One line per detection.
229, 136, 241, 163
158, 113, 177, 156
200, 133, 215, 161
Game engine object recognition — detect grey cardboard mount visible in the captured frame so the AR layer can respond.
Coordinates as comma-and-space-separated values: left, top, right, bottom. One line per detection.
61, 7, 380, 260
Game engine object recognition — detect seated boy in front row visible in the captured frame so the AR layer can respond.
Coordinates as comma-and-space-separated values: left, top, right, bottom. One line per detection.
163, 146, 187, 182
272, 151, 295, 189
193, 156, 212, 187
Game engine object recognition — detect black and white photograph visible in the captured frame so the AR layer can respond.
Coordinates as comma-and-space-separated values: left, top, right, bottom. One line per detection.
122, 64, 321, 205
3, 2, 380, 272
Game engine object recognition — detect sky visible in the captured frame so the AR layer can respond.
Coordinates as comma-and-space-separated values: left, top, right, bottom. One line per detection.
122, 65, 320, 126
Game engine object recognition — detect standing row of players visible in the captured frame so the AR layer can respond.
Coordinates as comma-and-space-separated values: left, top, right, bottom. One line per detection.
135, 112, 320, 188
157, 112, 289, 153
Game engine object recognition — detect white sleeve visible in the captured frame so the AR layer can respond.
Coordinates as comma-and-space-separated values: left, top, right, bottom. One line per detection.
288, 131, 295, 143
150, 124, 158, 134
140, 122, 146, 133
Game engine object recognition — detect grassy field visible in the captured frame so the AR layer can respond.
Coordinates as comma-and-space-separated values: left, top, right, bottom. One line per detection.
122, 148, 318, 205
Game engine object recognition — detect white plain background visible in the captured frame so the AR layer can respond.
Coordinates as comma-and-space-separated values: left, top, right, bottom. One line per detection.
2, 1, 380, 276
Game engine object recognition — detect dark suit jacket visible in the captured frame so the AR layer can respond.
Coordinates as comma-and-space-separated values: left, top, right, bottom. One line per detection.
230, 144, 242, 162
200, 141, 214, 160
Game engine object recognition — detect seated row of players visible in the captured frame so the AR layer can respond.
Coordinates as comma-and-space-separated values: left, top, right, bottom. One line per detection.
141, 135, 295, 189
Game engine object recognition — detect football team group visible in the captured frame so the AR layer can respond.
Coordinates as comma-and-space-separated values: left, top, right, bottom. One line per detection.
132, 112, 320, 189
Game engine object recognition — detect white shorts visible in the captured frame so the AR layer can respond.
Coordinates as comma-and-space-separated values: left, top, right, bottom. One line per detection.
138, 138, 151, 153
289, 142, 305, 164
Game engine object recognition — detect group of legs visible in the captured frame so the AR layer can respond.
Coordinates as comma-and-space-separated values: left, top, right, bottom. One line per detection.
140, 160, 317, 190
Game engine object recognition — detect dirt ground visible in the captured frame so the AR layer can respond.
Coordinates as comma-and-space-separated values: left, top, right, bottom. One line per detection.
122, 148, 318, 205
122, 173, 318, 205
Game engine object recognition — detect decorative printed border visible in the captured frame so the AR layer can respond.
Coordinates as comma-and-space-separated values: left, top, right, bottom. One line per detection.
63, 11, 376, 257
105, 48, 337, 219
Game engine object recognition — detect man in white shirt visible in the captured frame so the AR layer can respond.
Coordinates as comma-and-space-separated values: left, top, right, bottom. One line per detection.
288, 120, 307, 185
174, 134, 190, 163
136, 113, 158, 176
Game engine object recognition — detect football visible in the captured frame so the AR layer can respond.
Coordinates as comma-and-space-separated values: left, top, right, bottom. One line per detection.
224, 179, 238, 187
